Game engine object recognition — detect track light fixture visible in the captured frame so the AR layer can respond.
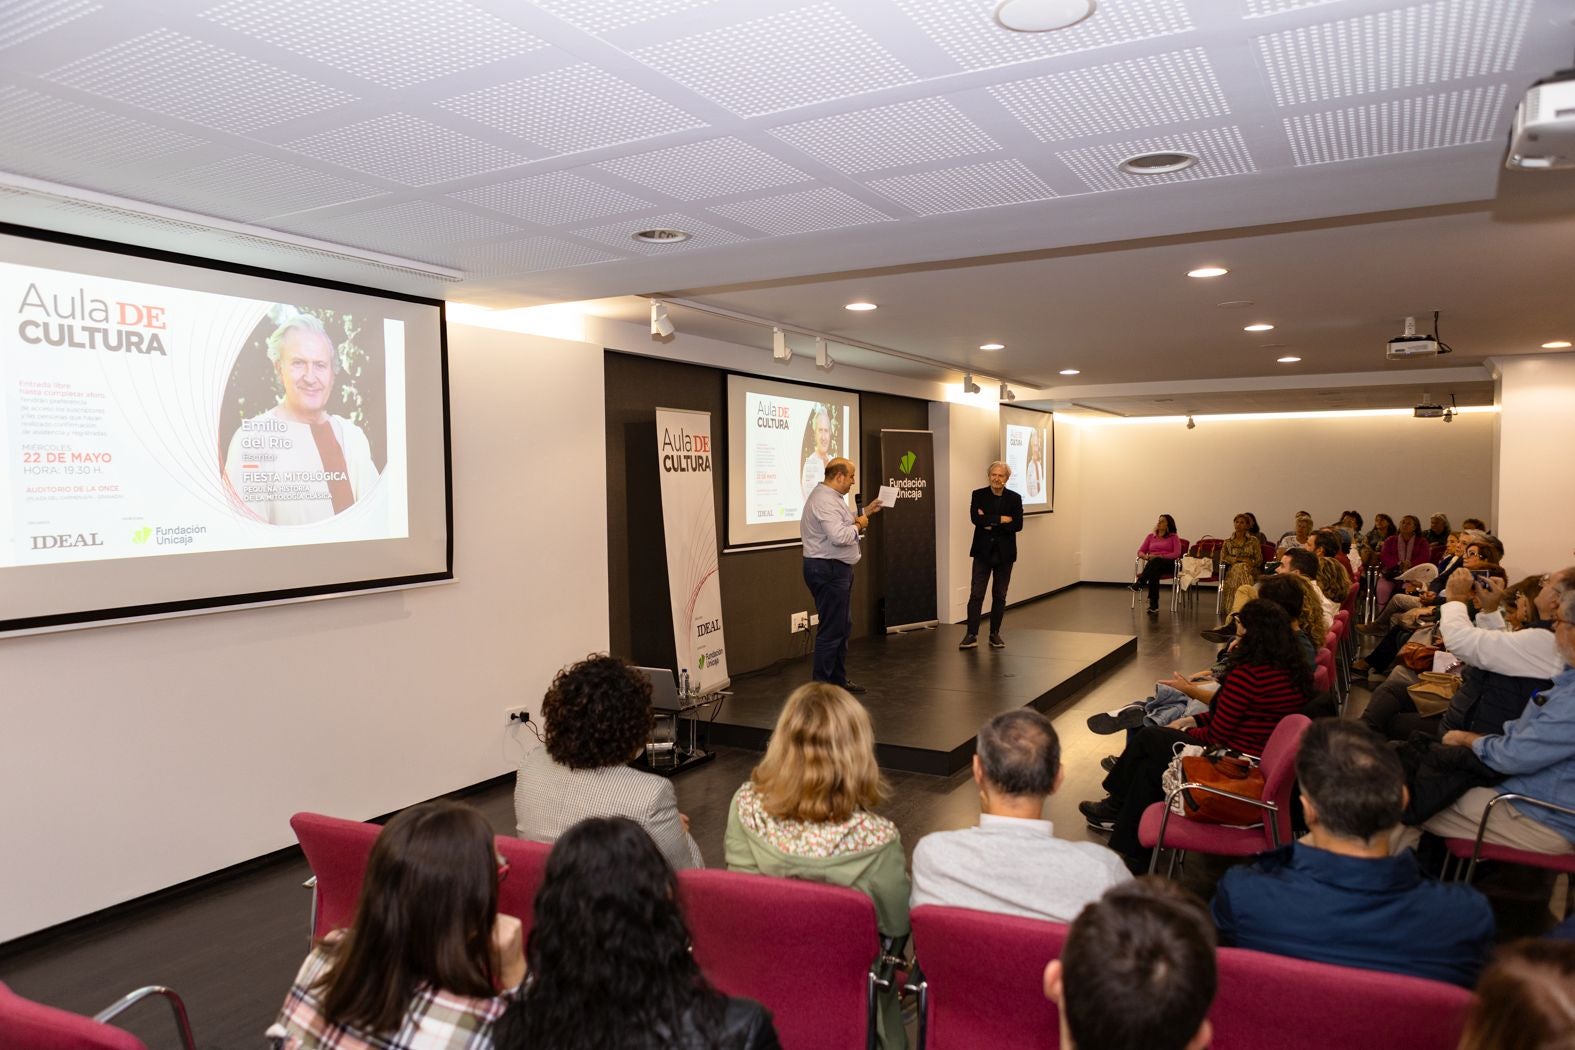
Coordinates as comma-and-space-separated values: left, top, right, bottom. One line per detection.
963, 372, 981, 394
999, 381, 1016, 402
772, 327, 792, 363
815, 337, 832, 371
1186, 414, 1196, 430
650, 300, 674, 338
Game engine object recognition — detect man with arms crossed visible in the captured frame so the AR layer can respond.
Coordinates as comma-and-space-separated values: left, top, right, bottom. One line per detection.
911, 710, 1129, 921
800, 457, 880, 693
224, 313, 378, 525
960, 461, 1024, 649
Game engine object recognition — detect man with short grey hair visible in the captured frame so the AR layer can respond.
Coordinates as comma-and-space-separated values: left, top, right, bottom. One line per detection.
911, 709, 1130, 921
960, 460, 1024, 649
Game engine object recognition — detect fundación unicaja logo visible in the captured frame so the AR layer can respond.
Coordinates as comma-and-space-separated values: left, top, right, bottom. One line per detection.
697, 653, 707, 670
131, 526, 152, 544
899, 450, 917, 474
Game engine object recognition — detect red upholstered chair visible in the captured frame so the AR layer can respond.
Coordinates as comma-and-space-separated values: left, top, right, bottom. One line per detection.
0, 982, 196, 1050
1139, 715, 1311, 876
1211, 947, 1472, 1050
677, 868, 883, 1050
908, 905, 1066, 1050
494, 834, 552, 943
1181, 536, 1224, 613
1442, 792, 1575, 883
290, 811, 382, 939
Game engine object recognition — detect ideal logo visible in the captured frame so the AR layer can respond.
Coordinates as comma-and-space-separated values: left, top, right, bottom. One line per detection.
31, 532, 103, 549
132, 526, 152, 544
899, 450, 917, 474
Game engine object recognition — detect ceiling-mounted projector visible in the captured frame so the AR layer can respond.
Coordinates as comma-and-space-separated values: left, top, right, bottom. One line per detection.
1506, 67, 1575, 170
1386, 314, 1451, 360
1413, 400, 1445, 419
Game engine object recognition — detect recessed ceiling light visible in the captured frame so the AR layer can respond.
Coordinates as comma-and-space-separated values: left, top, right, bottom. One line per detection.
1244, 323, 1275, 332
1059, 368, 1081, 376
632, 228, 690, 243
1216, 300, 1254, 309
979, 342, 1005, 351
1187, 266, 1229, 278
1543, 340, 1572, 349
993, 0, 1095, 32
845, 301, 877, 311
1277, 356, 1301, 364
1117, 151, 1199, 175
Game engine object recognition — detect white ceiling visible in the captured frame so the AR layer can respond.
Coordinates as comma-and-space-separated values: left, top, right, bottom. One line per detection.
2, 0, 1573, 408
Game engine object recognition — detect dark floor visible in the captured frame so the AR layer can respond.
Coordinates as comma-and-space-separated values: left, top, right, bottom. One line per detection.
0, 585, 1557, 1048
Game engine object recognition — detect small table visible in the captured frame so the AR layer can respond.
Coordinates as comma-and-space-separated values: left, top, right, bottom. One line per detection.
643, 690, 729, 777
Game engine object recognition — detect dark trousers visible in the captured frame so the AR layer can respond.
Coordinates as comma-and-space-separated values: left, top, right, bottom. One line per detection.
804, 557, 854, 685
1361, 666, 1441, 742
1136, 557, 1175, 609
1102, 725, 1195, 860
966, 557, 1014, 637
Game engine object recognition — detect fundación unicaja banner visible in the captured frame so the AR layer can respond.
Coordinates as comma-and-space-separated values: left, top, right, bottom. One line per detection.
879, 429, 938, 632
654, 407, 730, 694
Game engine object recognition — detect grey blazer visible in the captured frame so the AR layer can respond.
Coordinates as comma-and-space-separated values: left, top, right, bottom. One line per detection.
514, 742, 704, 870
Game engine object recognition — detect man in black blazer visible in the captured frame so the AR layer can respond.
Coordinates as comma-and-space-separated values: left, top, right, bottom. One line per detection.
962, 461, 1025, 649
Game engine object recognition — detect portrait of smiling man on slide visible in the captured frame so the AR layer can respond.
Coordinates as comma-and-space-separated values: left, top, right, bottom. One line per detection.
223, 311, 380, 526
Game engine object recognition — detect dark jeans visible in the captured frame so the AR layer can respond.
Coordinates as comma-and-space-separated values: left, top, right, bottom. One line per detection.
1102, 725, 1195, 860
804, 557, 854, 685
966, 557, 1014, 636
1136, 557, 1175, 609
1360, 666, 1441, 742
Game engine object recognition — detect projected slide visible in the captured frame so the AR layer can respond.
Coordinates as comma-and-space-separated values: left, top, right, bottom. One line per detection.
725, 375, 860, 547
1, 265, 407, 567
999, 404, 1053, 513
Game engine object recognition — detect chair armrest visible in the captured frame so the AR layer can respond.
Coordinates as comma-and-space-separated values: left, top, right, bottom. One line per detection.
94, 986, 197, 1050
1162, 782, 1279, 816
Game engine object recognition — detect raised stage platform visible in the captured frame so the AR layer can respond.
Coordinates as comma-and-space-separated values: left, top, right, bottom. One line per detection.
699, 623, 1136, 775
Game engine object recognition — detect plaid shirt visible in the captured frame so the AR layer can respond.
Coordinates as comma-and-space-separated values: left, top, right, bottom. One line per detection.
271, 938, 518, 1050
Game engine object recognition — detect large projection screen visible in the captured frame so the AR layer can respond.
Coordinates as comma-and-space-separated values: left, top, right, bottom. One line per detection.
0, 223, 452, 634
724, 375, 861, 549
998, 404, 1054, 514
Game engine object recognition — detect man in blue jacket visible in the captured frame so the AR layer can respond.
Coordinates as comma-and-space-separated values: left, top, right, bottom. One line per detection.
960, 461, 1024, 650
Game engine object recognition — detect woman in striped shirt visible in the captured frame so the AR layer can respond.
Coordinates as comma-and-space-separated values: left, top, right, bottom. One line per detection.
1080, 599, 1313, 871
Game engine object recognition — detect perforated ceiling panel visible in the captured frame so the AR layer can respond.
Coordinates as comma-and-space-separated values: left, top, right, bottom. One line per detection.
865, 159, 1058, 216
595, 137, 813, 200
573, 211, 748, 254
892, 0, 1193, 72
1242, 0, 1348, 16
1256, 0, 1532, 107
0, 85, 206, 182
709, 187, 893, 237
199, 0, 547, 88
451, 171, 652, 226
631, 3, 916, 117
436, 64, 705, 155
1058, 126, 1258, 193
142, 155, 380, 221
1285, 84, 1507, 165
453, 235, 623, 277
767, 96, 1000, 175
0, 0, 99, 51
990, 48, 1229, 144
531, 0, 726, 35
283, 113, 531, 186
276, 200, 521, 255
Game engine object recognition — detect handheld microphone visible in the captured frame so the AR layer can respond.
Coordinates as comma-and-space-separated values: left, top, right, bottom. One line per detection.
855, 495, 864, 516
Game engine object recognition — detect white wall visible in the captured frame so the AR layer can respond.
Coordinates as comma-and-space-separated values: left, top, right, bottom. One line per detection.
930, 402, 1084, 624
1494, 352, 1575, 578
0, 324, 610, 941
1075, 412, 1495, 582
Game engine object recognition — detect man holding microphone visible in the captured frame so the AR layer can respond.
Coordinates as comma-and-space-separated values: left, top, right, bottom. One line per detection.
801, 457, 881, 692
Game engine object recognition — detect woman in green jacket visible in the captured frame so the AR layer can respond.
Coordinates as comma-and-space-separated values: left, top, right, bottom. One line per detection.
725, 681, 908, 1048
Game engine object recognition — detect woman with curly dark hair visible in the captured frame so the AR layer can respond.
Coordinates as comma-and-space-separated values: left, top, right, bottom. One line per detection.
1080, 599, 1312, 870
514, 655, 703, 870
494, 817, 780, 1050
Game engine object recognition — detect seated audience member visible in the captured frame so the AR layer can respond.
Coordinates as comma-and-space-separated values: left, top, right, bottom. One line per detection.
515, 655, 702, 870
271, 802, 526, 1050
1321, 510, 1362, 549
1425, 512, 1453, 561
1458, 940, 1575, 1050
1081, 600, 1311, 868
494, 817, 780, 1050
1378, 515, 1431, 606
1460, 516, 1489, 534
1360, 531, 1460, 635
1311, 529, 1353, 604
1208, 547, 1332, 638
1218, 514, 1262, 602
912, 710, 1129, 921
1416, 584, 1575, 857
1242, 510, 1263, 540
1363, 512, 1397, 558
1042, 879, 1216, 1050
1277, 511, 1315, 554
1211, 720, 1494, 988
1134, 513, 1184, 615
1355, 539, 1506, 677
725, 682, 908, 1048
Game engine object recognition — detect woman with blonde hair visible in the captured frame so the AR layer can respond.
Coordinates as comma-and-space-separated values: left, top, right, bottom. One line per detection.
725, 682, 908, 1048
1458, 939, 1575, 1049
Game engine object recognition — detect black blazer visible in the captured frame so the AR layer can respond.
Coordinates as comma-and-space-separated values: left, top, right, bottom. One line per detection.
968, 486, 1025, 563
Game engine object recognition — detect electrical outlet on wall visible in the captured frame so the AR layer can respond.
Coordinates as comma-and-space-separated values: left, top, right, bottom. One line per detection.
505, 707, 531, 726
809, 614, 819, 627
791, 611, 810, 633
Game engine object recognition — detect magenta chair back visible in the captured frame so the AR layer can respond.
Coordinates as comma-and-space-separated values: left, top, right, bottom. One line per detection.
909, 905, 1066, 1050
677, 868, 881, 1050
494, 834, 552, 943
290, 812, 382, 938
1211, 948, 1472, 1050
0, 983, 148, 1050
